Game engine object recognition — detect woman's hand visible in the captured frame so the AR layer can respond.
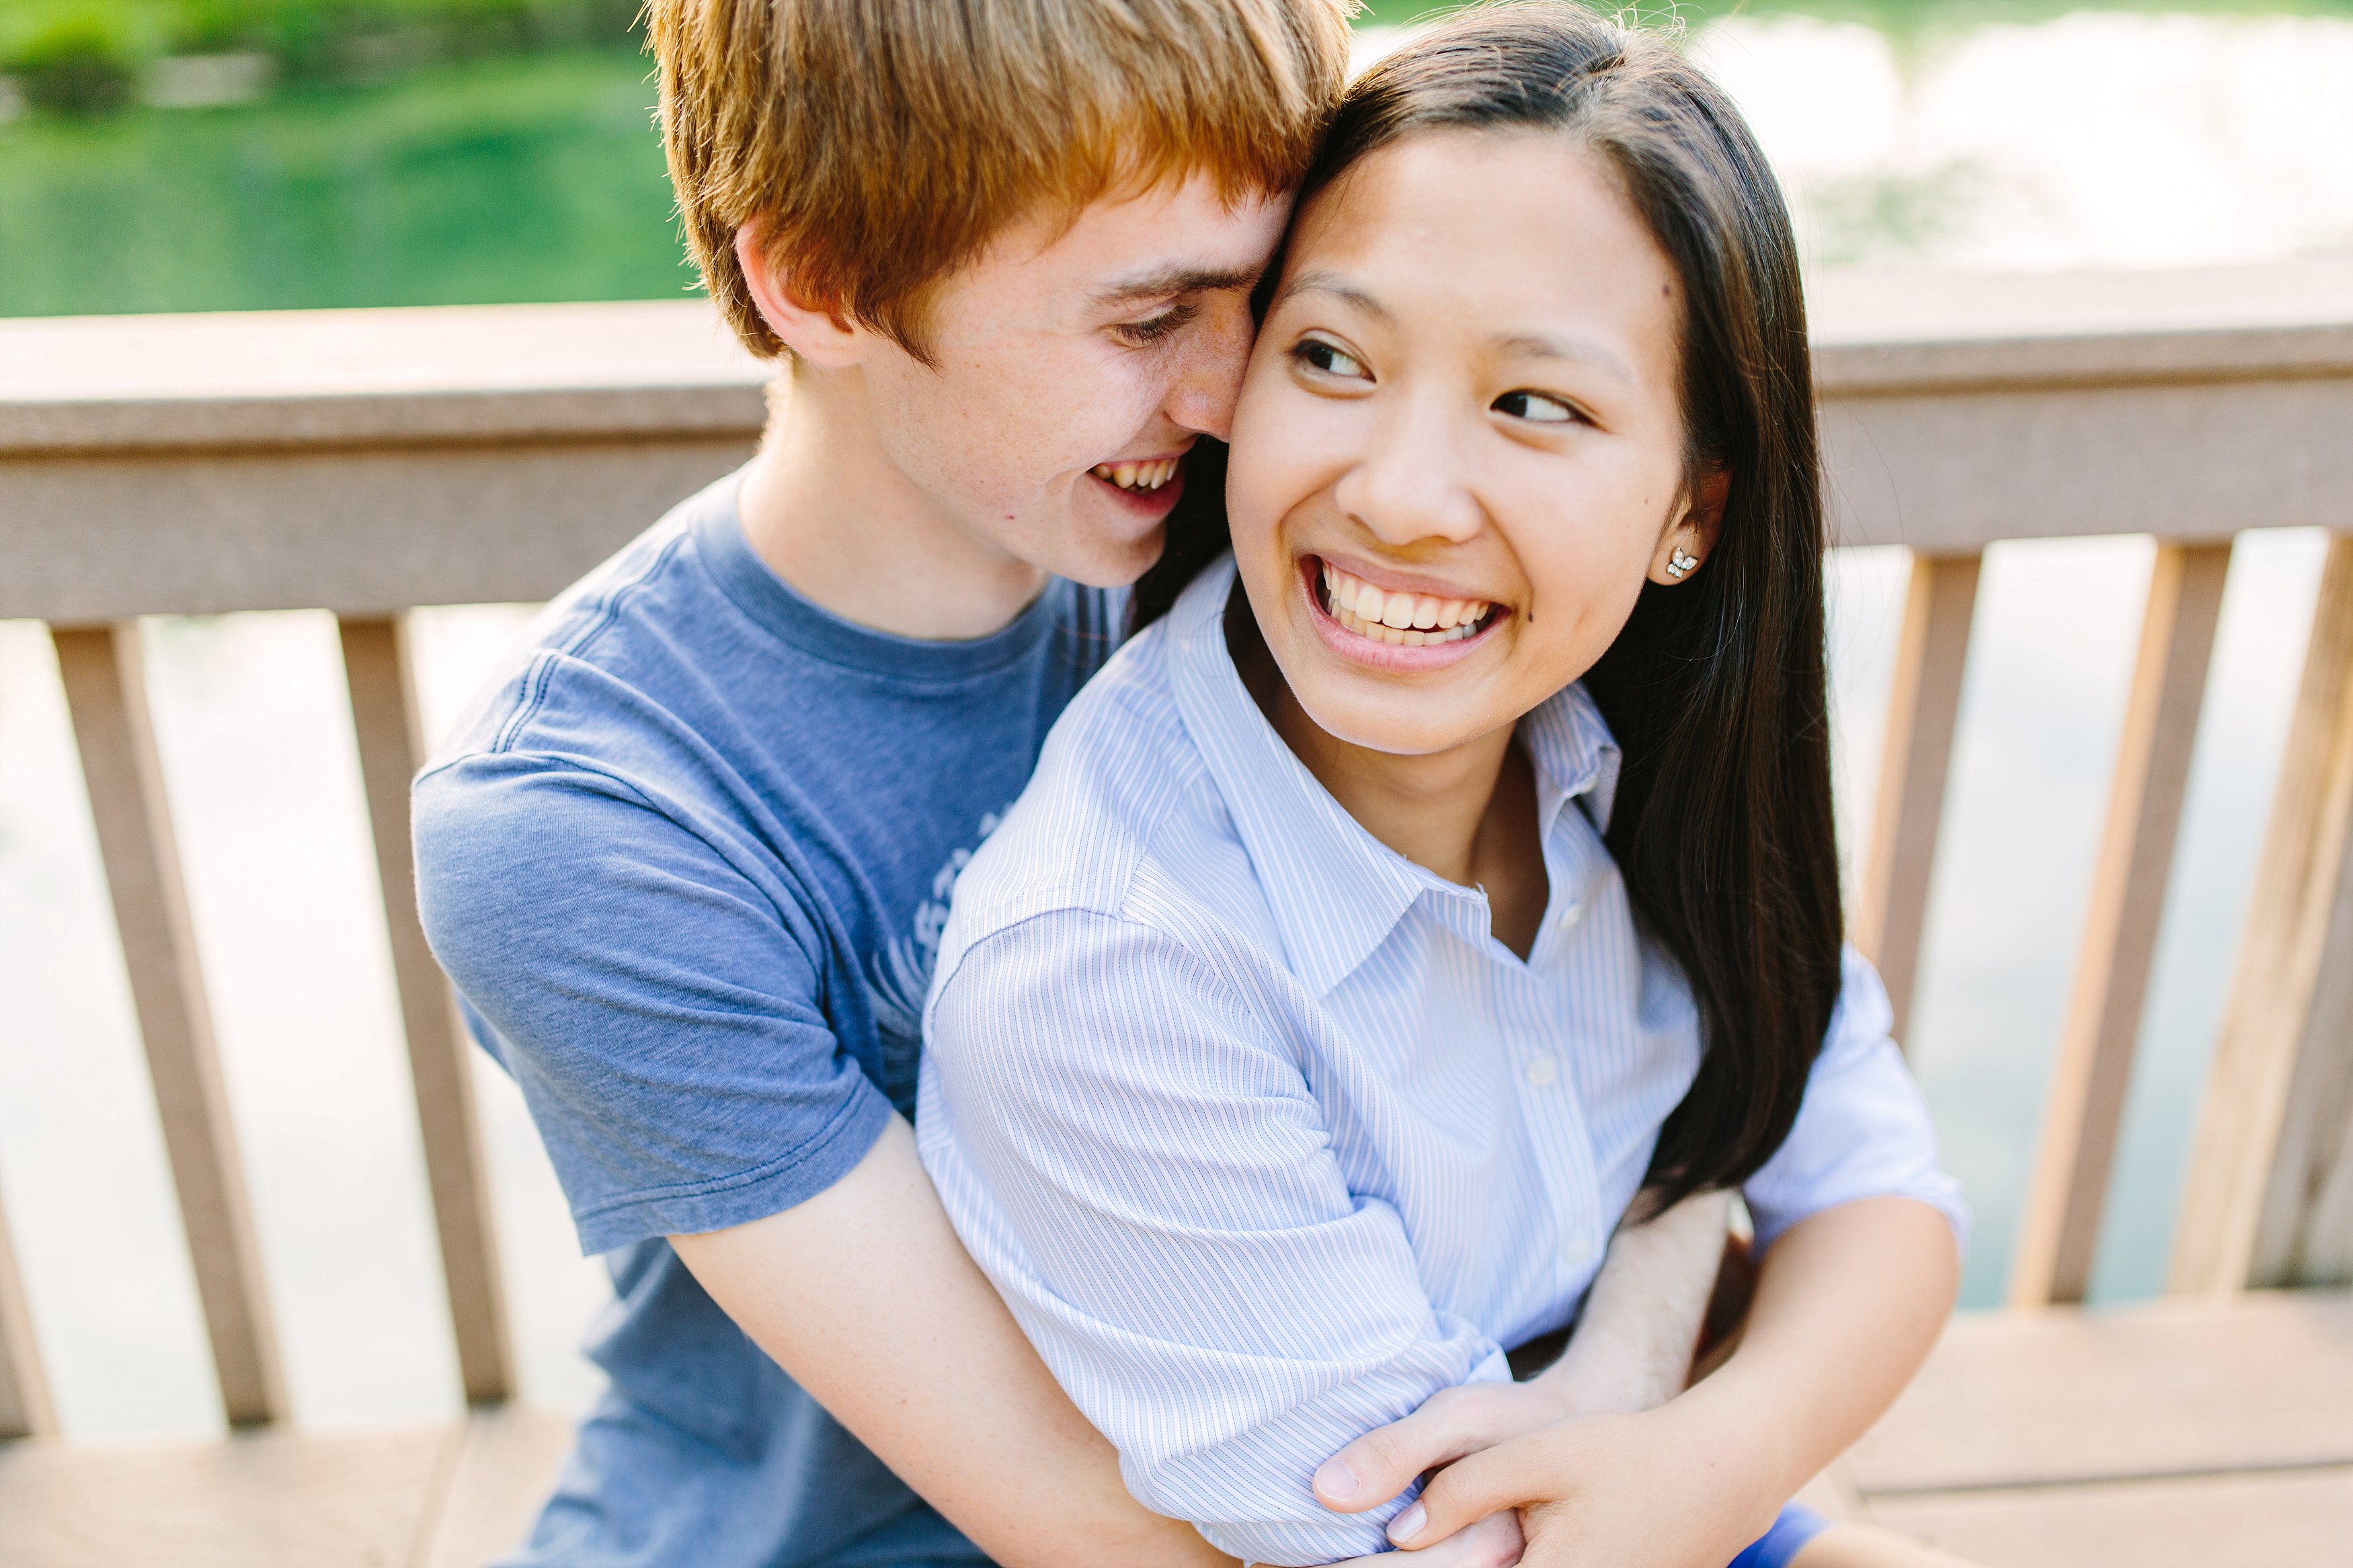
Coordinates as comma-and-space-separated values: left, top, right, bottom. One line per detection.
1314, 1379, 1573, 1568
1378, 1403, 1780, 1565
1312, 1379, 1574, 1514
1330, 1507, 1527, 1567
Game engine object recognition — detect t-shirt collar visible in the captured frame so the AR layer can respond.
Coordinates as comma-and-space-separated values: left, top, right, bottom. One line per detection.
1164, 554, 1622, 996
690, 469, 1072, 681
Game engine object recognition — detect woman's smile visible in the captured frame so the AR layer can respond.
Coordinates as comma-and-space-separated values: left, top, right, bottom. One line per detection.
1298, 554, 1503, 669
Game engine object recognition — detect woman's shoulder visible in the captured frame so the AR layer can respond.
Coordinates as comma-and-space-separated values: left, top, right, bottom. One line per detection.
946, 618, 1229, 944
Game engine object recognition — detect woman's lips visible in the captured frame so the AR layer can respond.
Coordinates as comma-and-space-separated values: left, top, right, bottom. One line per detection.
1300, 556, 1501, 669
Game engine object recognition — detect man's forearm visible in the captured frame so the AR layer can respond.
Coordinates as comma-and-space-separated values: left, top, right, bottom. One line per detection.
672, 1116, 1235, 1568
1537, 1188, 1730, 1414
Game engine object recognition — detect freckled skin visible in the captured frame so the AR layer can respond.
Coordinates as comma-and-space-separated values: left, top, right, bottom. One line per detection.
1226, 130, 1713, 763
739, 174, 1289, 640
837, 176, 1285, 589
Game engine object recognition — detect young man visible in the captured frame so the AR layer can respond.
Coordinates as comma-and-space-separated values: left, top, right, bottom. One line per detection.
415, 3, 1720, 1565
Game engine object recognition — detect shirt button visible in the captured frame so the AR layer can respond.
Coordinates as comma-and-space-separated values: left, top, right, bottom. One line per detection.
1556, 901, 1584, 930
1562, 1235, 1593, 1268
1524, 1055, 1558, 1086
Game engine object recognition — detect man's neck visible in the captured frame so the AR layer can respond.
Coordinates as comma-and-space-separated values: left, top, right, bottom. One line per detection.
736, 366, 1051, 641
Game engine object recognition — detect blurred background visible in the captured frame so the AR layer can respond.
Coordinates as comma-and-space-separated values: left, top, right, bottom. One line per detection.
0, 0, 2348, 1444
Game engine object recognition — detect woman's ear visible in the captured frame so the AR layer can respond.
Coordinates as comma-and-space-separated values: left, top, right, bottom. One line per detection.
735, 222, 867, 368
1646, 466, 1731, 587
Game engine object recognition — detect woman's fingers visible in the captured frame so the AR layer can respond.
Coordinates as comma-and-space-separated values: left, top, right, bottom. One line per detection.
1332, 1509, 1525, 1567
1314, 1384, 1556, 1513
1387, 1425, 1580, 1549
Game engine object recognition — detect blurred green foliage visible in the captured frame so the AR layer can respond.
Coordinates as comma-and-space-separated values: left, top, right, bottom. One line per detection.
0, 50, 688, 314
0, 0, 642, 114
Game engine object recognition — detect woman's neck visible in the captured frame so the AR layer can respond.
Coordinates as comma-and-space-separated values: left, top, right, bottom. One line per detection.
1230, 600, 1549, 954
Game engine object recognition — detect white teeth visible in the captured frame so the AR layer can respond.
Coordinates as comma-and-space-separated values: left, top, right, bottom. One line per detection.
1316, 560, 1494, 647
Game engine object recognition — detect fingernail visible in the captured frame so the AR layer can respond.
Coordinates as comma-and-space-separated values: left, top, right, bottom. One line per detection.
1388, 1503, 1427, 1545
1314, 1457, 1359, 1500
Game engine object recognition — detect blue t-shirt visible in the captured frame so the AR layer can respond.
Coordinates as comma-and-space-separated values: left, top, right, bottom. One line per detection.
413, 470, 1121, 1568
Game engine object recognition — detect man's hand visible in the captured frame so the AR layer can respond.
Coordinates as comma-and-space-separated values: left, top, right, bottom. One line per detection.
672, 1116, 1234, 1568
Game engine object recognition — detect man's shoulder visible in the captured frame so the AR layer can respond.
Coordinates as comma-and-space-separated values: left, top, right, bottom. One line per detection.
426, 475, 738, 776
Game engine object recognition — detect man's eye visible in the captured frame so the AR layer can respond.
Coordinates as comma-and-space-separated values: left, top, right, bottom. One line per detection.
1111, 305, 1194, 347
1293, 337, 1369, 380
1493, 390, 1579, 424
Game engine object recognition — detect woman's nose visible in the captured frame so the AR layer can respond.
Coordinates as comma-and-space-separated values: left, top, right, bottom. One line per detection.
1332, 395, 1484, 546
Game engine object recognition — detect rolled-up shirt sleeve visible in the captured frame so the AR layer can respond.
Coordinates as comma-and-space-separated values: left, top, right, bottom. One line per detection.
918, 907, 1507, 1565
1743, 946, 1971, 1257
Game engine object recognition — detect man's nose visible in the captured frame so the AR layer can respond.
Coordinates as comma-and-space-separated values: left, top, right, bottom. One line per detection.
1162, 294, 1258, 442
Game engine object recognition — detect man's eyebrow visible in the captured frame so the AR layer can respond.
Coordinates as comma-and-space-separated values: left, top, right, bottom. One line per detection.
1490, 331, 1636, 386
1273, 269, 1392, 323
1090, 263, 1263, 306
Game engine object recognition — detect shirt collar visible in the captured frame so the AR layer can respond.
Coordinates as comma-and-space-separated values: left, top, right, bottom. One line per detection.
1163, 555, 1622, 996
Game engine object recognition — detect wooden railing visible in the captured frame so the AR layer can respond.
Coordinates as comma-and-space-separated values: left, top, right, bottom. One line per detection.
1, 263, 2350, 1441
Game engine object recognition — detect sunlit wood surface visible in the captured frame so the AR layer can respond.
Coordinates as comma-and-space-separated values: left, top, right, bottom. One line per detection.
0, 1292, 2344, 1565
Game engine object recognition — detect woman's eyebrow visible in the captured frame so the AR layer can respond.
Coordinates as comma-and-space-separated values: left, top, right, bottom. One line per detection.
1273, 268, 1391, 321
1490, 330, 1636, 386
1090, 263, 1263, 307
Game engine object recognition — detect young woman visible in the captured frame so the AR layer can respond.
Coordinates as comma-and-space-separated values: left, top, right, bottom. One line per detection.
916, 7, 1969, 1565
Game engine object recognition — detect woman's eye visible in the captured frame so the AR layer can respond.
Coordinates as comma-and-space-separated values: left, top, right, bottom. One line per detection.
1494, 390, 1579, 425
1293, 337, 1369, 380
1112, 305, 1193, 347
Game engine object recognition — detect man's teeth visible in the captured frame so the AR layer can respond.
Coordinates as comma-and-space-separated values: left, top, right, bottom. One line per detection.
1091, 458, 1179, 493
1320, 561, 1491, 646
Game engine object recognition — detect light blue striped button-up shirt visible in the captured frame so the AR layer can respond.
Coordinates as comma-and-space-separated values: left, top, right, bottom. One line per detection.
917, 558, 1967, 1565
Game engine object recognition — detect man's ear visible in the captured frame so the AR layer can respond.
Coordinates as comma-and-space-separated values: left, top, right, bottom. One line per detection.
735, 222, 867, 369
1646, 465, 1731, 587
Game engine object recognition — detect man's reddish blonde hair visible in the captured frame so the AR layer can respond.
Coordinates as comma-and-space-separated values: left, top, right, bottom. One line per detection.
649, 0, 1356, 362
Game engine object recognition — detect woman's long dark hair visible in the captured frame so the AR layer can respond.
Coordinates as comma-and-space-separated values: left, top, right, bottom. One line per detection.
1135, 1, 1845, 1208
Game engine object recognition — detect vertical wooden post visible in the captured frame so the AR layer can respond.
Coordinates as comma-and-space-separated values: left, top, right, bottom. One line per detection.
0, 1175, 56, 1440
338, 615, 514, 1405
2012, 543, 2233, 1307
51, 621, 286, 1427
2173, 534, 2353, 1294
1853, 552, 1981, 1048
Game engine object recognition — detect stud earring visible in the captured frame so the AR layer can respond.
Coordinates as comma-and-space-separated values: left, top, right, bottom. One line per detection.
1665, 545, 1700, 581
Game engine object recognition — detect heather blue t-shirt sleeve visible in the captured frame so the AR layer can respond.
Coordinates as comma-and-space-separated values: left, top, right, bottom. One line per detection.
415, 749, 892, 1254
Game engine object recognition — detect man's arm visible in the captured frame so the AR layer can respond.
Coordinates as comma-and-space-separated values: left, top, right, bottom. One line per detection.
1537, 1188, 1732, 1413
673, 1116, 1232, 1568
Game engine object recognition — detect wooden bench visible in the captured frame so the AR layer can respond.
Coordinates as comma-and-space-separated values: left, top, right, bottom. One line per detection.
2, 265, 2349, 1563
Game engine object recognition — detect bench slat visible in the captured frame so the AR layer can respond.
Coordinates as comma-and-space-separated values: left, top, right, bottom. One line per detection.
339, 616, 514, 1406
1849, 1290, 2353, 1494
2175, 534, 2353, 1292
51, 622, 286, 1428
2012, 542, 2233, 1305
0, 1180, 55, 1440
1853, 552, 1981, 1047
